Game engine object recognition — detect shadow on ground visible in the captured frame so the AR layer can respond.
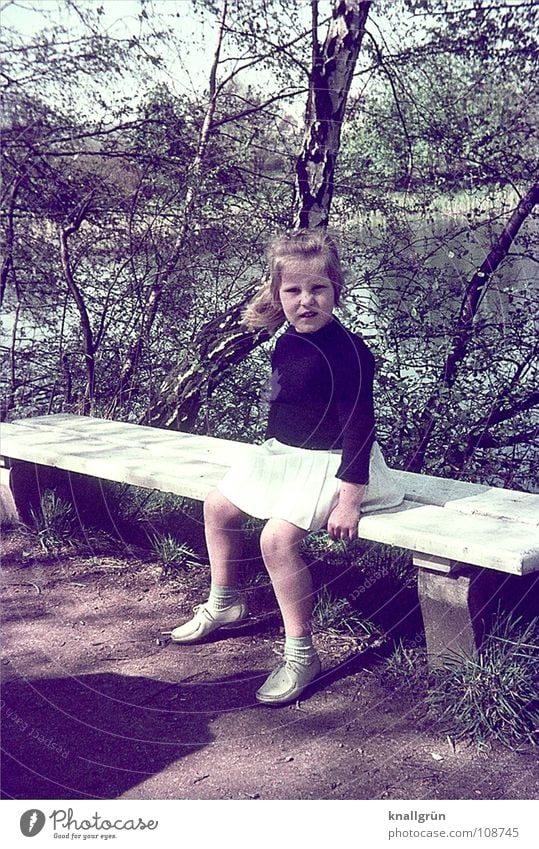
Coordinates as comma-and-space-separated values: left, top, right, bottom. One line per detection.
2, 529, 538, 801
1, 667, 271, 799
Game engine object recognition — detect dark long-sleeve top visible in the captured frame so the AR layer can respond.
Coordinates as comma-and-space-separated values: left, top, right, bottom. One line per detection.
265, 317, 376, 484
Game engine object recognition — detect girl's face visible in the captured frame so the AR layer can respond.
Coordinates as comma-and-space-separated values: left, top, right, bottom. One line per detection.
278, 257, 335, 334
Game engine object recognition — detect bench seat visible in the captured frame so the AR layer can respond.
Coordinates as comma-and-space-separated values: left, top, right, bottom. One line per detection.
2, 413, 538, 666
2, 414, 537, 575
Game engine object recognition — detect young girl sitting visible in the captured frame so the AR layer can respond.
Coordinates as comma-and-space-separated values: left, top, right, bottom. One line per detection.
171, 229, 404, 705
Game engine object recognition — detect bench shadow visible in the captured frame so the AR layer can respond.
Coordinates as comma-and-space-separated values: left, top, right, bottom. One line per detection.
0, 668, 264, 800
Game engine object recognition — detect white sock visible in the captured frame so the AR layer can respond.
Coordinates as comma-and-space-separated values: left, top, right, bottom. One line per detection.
284, 635, 316, 664
208, 583, 240, 612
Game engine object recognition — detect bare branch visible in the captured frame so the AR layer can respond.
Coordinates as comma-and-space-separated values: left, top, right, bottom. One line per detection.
410, 180, 539, 471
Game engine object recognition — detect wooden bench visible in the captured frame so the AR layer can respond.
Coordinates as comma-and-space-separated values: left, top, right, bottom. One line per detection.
1, 413, 538, 668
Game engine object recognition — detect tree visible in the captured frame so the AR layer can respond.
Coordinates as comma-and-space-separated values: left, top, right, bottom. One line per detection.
1, 0, 302, 419
2, 0, 537, 489
144, 0, 373, 428
411, 182, 539, 473
329, 0, 538, 484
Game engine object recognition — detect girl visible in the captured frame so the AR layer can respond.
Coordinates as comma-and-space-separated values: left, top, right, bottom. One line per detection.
171, 229, 404, 705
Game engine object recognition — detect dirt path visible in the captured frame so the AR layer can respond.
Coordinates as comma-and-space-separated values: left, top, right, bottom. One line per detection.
1, 531, 538, 801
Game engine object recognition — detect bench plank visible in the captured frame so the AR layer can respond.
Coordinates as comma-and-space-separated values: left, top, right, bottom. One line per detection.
359, 504, 538, 575
0, 423, 227, 501
442, 489, 538, 527
6, 414, 250, 464
392, 470, 537, 526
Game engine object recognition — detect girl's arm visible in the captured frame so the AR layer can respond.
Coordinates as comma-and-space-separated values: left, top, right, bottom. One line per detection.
328, 335, 375, 539
327, 481, 366, 541
334, 337, 376, 485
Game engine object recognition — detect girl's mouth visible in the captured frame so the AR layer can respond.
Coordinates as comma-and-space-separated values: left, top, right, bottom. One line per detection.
298, 311, 317, 318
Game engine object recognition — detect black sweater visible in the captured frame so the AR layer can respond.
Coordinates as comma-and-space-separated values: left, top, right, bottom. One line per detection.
265, 317, 376, 484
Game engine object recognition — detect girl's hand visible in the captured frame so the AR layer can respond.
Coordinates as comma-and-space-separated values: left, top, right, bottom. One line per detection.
327, 503, 361, 541
327, 482, 366, 541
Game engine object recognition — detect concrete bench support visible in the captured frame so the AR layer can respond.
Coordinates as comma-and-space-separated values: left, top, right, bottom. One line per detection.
0, 466, 18, 525
416, 555, 502, 668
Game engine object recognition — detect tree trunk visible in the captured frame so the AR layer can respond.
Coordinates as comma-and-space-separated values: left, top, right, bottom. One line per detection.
294, 0, 372, 228
143, 0, 371, 431
409, 181, 539, 473
142, 299, 269, 430
57, 197, 96, 415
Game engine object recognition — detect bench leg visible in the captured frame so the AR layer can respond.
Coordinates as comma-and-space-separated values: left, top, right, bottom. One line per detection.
0, 466, 19, 525
9, 460, 58, 524
417, 563, 499, 670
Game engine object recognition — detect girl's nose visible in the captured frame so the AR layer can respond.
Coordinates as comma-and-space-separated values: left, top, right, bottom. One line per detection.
301, 290, 315, 305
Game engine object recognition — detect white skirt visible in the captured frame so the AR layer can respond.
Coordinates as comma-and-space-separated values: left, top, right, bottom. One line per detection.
217, 438, 405, 531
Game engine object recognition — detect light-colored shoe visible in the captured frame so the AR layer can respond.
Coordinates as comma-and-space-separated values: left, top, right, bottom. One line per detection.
256, 653, 321, 705
170, 598, 248, 644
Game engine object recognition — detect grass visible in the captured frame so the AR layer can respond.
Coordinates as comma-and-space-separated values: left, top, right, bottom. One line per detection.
385, 637, 429, 690
426, 611, 539, 751
385, 610, 539, 750
301, 530, 364, 568
28, 489, 78, 552
151, 532, 199, 580
312, 585, 381, 642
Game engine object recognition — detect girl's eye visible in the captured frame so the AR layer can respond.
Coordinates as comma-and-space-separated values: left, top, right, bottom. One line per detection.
282, 287, 300, 294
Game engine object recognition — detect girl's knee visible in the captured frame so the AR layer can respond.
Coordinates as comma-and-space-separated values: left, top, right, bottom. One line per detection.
204, 488, 243, 526
260, 519, 306, 560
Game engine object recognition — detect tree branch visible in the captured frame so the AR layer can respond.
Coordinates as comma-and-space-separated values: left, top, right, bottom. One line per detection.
0, 174, 25, 307
410, 180, 539, 472
57, 205, 96, 414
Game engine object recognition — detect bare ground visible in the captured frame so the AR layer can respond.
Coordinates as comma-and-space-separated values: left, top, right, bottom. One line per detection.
1, 529, 538, 801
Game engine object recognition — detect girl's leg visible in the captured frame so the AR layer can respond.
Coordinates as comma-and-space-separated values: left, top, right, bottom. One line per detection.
259, 518, 312, 636
203, 487, 246, 589
171, 488, 248, 643
257, 518, 321, 705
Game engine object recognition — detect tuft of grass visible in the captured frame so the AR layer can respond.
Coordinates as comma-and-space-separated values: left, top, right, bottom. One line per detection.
426, 611, 539, 750
29, 489, 78, 552
354, 543, 415, 587
312, 585, 380, 641
151, 533, 198, 580
103, 483, 203, 536
385, 637, 428, 691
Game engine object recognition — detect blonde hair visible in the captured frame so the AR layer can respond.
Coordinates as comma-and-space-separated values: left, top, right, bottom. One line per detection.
241, 228, 345, 333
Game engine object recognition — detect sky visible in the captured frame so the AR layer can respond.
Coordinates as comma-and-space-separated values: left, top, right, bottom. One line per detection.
2, 1, 218, 85
1, 0, 340, 138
